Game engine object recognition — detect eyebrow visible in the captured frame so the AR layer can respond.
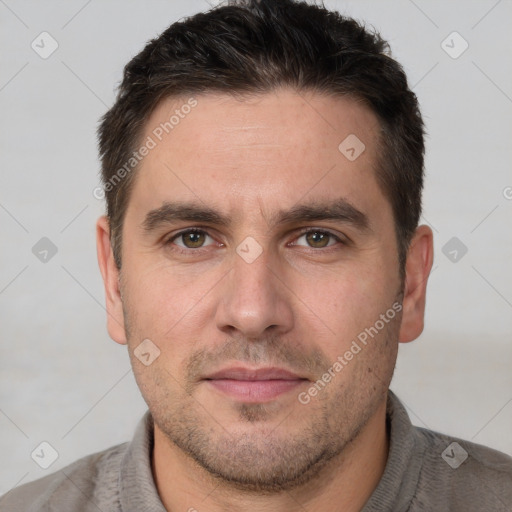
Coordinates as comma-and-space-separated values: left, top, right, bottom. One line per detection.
142, 198, 371, 234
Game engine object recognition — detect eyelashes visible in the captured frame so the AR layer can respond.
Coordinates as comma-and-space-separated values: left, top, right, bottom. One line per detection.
165, 227, 346, 255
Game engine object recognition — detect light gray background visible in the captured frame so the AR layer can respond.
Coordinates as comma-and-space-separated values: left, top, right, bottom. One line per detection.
1, 0, 511, 495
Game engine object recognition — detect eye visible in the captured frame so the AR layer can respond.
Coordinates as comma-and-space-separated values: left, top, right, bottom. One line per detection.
292, 228, 343, 249
165, 227, 344, 255
167, 229, 215, 250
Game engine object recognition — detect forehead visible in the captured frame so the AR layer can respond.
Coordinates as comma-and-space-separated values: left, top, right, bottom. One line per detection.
128, 89, 389, 226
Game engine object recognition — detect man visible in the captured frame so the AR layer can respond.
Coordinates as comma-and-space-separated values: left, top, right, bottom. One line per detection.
2, 0, 511, 510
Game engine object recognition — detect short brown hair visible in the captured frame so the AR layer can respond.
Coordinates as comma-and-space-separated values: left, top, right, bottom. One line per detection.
98, 0, 425, 278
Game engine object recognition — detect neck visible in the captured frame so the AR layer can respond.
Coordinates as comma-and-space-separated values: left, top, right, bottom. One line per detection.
151, 397, 389, 512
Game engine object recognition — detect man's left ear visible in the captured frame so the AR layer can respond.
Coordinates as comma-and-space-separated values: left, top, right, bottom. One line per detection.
398, 225, 434, 343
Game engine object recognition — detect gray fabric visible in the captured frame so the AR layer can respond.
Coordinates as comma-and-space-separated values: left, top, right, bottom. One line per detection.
1, 391, 511, 511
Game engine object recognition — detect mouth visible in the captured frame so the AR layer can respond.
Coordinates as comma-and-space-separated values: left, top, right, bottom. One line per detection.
202, 366, 309, 403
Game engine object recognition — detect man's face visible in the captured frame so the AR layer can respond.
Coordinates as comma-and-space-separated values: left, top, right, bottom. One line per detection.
112, 90, 405, 490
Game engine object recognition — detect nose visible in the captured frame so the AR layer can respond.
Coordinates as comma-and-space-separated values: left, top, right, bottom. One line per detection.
214, 245, 294, 340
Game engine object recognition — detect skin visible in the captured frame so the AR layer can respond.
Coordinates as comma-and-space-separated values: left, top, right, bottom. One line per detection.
97, 89, 433, 512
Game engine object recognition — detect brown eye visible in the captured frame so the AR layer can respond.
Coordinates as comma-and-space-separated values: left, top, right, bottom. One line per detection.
305, 231, 330, 248
294, 229, 340, 249
169, 229, 213, 249
181, 231, 206, 248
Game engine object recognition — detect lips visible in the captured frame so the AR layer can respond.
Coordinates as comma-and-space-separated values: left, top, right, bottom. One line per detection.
204, 366, 304, 381
203, 366, 308, 402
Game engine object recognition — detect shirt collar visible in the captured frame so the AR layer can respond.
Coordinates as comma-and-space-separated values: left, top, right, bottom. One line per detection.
119, 410, 167, 512
361, 390, 425, 511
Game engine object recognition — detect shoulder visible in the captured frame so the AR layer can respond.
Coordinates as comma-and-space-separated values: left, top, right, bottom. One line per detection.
0, 442, 128, 512
412, 425, 512, 510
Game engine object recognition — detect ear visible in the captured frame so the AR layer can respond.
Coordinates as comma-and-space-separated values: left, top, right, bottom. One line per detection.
96, 216, 127, 345
398, 225, 434, 343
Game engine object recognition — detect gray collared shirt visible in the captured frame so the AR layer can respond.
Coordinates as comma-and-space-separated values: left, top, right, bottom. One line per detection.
1, 390, 511, 511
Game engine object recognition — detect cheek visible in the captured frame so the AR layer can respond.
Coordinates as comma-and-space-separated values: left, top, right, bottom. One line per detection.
122, 259, 215, 352
304, 271, 401, 390
295, 261, 397, 354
